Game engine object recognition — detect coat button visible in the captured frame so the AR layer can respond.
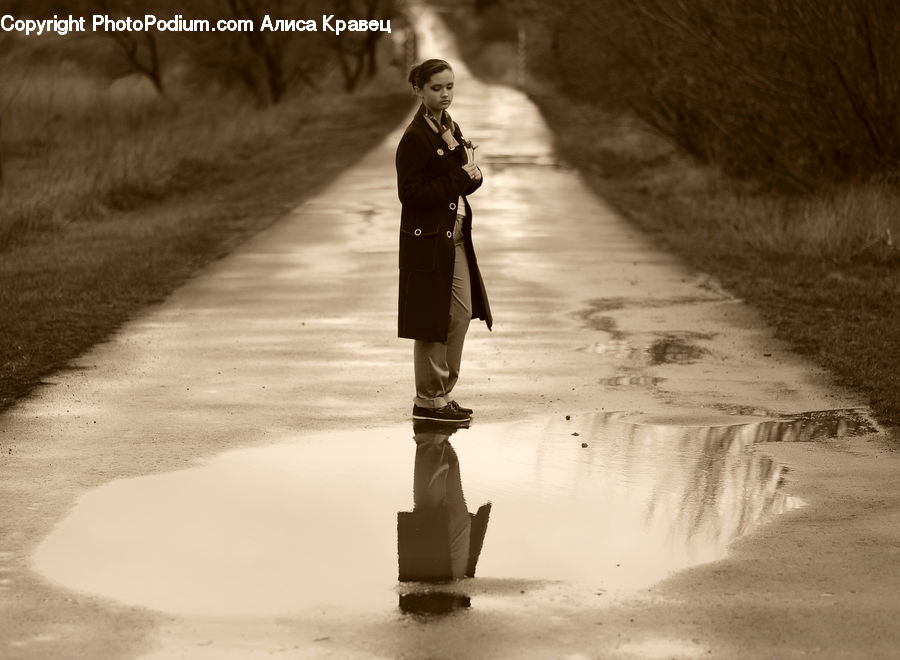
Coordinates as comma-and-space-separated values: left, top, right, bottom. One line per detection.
446, 231, 452, 239
449, 202, 456, 210
414, 228, 422, 236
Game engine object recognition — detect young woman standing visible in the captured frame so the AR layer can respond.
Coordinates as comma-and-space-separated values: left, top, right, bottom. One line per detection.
395, 59, 492, 423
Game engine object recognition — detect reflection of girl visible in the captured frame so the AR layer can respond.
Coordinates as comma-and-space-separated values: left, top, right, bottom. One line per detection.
395, 59, 492, 424
411, 424, 472, 579
397, 420, 491, 582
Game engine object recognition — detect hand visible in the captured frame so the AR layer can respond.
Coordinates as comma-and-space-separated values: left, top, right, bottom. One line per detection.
462, 163, 482, 182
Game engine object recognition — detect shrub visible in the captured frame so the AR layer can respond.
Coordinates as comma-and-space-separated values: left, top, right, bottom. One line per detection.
515, 0, 900, 191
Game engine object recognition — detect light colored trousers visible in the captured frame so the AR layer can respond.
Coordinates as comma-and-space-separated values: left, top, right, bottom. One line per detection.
414, 216, 471, 409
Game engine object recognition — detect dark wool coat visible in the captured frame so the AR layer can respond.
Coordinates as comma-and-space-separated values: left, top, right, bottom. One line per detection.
396, 105, 493, 342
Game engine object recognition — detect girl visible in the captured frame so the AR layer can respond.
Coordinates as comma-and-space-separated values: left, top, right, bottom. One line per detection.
396, 59, 492, 423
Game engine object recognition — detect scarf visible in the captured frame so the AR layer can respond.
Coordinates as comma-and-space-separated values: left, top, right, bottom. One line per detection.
423, 105, 477, 166
422, 106, 462, 153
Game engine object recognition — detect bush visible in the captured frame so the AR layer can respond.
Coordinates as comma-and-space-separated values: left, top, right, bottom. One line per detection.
515, 0, 900, 191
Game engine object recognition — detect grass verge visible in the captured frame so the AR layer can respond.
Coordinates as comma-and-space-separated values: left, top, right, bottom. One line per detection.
0, 91, 412, 412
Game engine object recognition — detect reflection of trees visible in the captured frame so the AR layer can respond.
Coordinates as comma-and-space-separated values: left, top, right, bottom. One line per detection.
616, 412, 866, 557
648, 409, 873, 553
454, 408, 872, 587
640, 424, 785, 554
573, 412, 816, 563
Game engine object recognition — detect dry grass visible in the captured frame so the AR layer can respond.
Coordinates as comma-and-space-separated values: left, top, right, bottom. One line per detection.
1, 67, 363, 249
0, 62, 412, 410
539, 100, 900, 266
743, 187, 900, 261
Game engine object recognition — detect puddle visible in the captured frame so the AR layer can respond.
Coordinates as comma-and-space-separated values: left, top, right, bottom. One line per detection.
357, 207, 378, 226
481, 154, 565, 171
701, 407, 877, 441
581, 296, 729, 314
712, 404, 782, 417
610, 408, 877, 442
577, 313, 625, 338
576, 340, 636, 358
33, 412, 805, 619
600, 375, 666, 387
648, 335, 709, 364
757, 408, 877, 441
573, 304, 626, 339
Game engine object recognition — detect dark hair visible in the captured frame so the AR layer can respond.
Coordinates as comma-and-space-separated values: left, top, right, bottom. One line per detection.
408, 59, 452, 90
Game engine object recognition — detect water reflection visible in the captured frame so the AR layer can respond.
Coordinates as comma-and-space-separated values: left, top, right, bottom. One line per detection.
471, 414, 803, 590
629, 421, 791, 552
397, 421, 491, 614
398, 592, 471, 616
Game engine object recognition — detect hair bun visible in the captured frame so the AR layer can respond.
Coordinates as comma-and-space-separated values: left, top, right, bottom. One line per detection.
408, 59, 452, 89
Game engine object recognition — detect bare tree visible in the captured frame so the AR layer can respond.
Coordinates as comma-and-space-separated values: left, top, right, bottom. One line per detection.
514, 0, 900, 190
331, 0, 395, 92
87, 0, 169, 95
207, 0, 331, 103
0, 0, 29, 186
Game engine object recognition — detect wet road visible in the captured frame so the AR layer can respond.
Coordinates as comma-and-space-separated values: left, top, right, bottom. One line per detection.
3, 6, 900, 660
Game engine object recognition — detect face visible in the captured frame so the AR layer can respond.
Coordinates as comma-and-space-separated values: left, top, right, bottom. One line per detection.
416, 68, 454, 116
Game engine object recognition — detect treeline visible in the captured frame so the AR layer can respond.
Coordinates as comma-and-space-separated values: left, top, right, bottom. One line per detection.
511, 0, 900, 191
0, 0, 411, 248
1, 0, 401, 104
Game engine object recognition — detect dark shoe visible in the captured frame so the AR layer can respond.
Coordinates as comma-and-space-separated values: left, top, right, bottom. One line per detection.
412, 404, 470, 423
448, 400, 473, 415
413, 419, 469, 435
